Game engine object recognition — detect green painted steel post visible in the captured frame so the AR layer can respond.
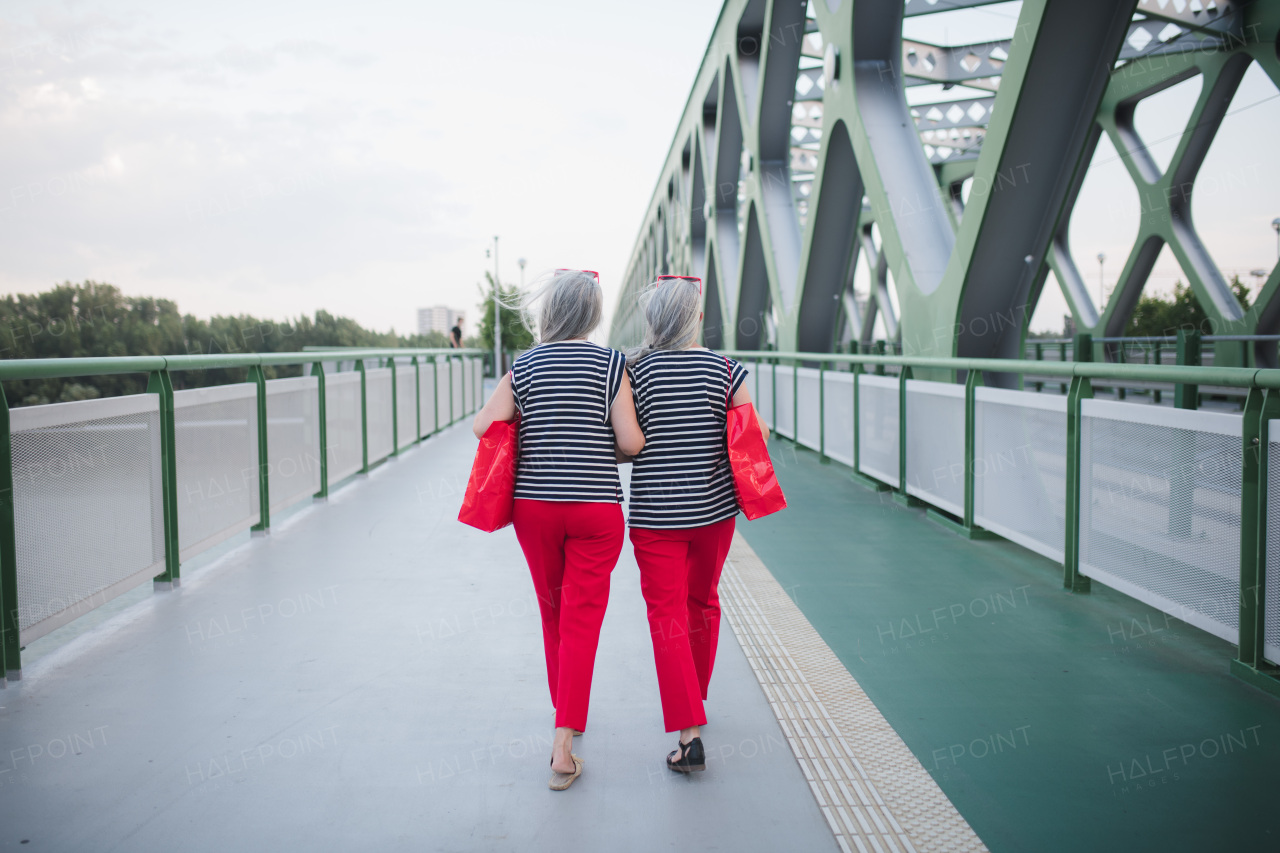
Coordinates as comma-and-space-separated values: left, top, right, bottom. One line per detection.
851, 343, 862, 474
1236, 388, 1267, 668
818, 360, 828, 463
389, 358, 399, 456
1232, 388, 1280, 696
1064, 373, 1094, 593
1034, 343, 1043, 392
389, 356, 399, 455
356, 359, 369, 474
247, 365, 270, 533
1058, 342, 1068, 394
412, 356, 422, 443
1175, 330, 1201, 410
448, 355, 455, 426
792, 359, 799, 446
146, 370, 181, 588
1117, 344, 1127, 400
924, 368, 994, 538
0, 384, 19, 680
964, 369, 982, 529
1153, 343, 1163, 403
1073, 333, 1093, 368
1169, 331, 1202, 536
894, 366, 919, 507
311, 362, 328, 499
874, 340, 886, 375
431, 355, 440, 436
771, 358, 777, 433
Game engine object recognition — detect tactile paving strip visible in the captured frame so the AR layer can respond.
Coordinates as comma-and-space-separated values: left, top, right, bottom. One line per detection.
720, 533, 988, 853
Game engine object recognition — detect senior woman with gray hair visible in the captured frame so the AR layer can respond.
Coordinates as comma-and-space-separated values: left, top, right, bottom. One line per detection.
624, 274, 768, 774
472, 269, 645, 791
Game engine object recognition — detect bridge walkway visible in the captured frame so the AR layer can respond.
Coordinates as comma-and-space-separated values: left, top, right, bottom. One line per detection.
5, 413, 1280, 851
0, 422, 845, 852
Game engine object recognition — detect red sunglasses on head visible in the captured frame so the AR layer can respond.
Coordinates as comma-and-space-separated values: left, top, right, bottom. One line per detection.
555, 268, 600, 283
656, 275, 702, 294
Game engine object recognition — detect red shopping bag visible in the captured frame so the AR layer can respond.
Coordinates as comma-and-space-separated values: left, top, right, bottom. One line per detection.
724, 360, 786, 520
458, 415, 519, 532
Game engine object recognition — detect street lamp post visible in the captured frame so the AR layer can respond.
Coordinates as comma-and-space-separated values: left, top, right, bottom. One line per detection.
1096, 252, 1106, 311
518, 257, 527, 288
492, 236, 501, 375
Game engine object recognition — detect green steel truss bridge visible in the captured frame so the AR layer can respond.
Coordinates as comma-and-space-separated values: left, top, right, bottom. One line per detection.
4, 3, 1280, 849
608, 0, 1280, 370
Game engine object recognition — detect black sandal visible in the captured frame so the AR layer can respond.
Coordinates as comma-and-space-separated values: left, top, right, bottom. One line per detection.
666, 737, 706, 772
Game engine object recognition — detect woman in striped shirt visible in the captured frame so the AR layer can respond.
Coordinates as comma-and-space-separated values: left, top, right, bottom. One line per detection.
472, 270, 645, 791
624, 275, 769, 773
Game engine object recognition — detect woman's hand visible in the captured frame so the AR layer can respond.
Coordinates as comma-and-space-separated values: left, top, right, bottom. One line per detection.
473, 372, 517, 439
610, 373, 645, 456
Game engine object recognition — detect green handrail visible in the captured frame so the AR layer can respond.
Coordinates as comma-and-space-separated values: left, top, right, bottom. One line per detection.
0, 348, 485, 381
719, 350, 1280, 391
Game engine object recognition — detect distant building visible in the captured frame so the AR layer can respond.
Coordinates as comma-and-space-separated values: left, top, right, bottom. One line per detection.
418, 306, 465, 336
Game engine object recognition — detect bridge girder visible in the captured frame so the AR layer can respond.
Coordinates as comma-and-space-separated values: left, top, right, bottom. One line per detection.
609, 0, 1280, 373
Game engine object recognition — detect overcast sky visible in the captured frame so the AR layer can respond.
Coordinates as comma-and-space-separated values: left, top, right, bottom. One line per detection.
0, 0, 725, 337
1, 1, 1275, 339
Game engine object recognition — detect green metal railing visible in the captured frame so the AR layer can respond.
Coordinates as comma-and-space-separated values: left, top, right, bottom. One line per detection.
723, 337, 1280, 698
0, 348, 484, 684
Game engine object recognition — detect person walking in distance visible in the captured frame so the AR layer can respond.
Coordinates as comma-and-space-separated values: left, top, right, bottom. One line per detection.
449, 317, 464, 349
471, 269, 645, 790
623, 275, 768, 773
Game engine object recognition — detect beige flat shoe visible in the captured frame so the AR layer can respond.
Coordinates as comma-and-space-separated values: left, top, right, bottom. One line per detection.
548, 754, 584, 791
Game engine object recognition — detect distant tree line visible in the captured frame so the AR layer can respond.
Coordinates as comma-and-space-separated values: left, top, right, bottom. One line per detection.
1027, 275, 1252, 340
0, 281, 463, 406
1124, 276, 1251, 338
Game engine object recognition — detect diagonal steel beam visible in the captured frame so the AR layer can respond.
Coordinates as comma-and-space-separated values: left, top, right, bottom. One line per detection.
938, 0, 1139, 376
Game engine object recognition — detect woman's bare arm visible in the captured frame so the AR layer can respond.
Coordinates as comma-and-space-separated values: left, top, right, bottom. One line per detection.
472, 373, 517, 439
610, 372, 645, 456
731, 384, 770, 441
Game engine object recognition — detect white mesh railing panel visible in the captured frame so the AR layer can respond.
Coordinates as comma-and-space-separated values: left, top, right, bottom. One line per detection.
858, 374, 899, 488
751, 362, 774, 428
365, 367, 394, 464
419, 360, 438, 437
774, 366, 796, 439
173, 384, 260, 561
822, 371, 855, 467
1080, 400, 1242, 644
974, 387, 1067, 562
396, 366, 417, 451
10, 395, 165, 644
1266, 421, 1280, 666
904, 380, 965, 517
266, 375, 321, 513
796, 367, 821, 451
451, 359, 464, 420
325, 372, 364, 482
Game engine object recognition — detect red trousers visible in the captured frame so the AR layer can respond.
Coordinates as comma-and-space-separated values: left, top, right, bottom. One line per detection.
512, 499, 624, 733
629, 517, 736, 732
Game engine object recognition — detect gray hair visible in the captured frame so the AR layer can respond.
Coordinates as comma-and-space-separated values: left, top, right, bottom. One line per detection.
502, 269, 603, 344
625, 278, 702, 365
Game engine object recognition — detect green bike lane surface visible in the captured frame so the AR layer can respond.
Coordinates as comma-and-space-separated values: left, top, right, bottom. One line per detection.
736, 438, 1280, 853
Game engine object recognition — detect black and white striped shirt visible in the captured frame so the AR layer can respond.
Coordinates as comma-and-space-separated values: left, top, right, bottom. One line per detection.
627, 349, 748, 529
510, 341, 626, 503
